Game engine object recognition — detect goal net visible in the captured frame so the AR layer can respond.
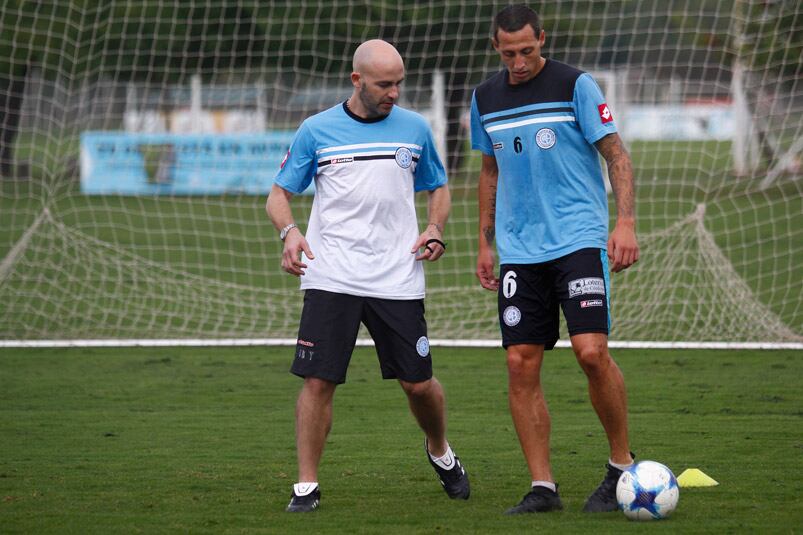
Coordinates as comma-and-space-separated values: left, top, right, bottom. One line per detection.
1, 1, 800, 345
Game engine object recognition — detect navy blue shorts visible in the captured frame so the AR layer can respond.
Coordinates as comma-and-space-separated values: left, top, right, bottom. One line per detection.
290, 289, 433, 384
498, 248, 611, 349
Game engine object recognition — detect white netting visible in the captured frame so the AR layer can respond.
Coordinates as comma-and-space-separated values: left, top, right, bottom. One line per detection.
0, 1, 800, 343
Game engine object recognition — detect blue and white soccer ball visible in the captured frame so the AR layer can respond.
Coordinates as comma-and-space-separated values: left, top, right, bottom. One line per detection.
616, 460, 679, 520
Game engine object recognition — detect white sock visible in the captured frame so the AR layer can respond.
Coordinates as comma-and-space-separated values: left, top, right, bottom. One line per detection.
532, 480, 556, 492
429, 445, 456, 470
293, 482, 318, 496
609, 458, 634, 471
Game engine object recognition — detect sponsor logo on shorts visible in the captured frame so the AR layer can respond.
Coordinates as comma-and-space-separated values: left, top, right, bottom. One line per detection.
416, 336, 430, 357
493, 141, 504, 151
503, 305, 521, 327
581, 299, 604, 308
297, 339, 314, 347
535, 128, 556, 149
395, 147, 413, 168
568, 277, 606, 297
331, 156, 354, 164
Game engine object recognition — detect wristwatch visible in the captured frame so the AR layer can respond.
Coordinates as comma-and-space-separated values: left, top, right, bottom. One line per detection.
279, 223, 298, 241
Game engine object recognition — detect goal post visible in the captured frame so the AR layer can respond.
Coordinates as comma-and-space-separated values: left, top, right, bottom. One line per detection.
0, 1, 800, 347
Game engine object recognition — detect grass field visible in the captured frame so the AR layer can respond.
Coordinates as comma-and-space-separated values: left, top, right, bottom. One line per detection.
1, 345, 801, 533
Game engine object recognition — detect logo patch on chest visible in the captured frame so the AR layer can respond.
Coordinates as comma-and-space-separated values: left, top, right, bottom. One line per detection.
535, 128, 556, 149
395, 147, 413, 168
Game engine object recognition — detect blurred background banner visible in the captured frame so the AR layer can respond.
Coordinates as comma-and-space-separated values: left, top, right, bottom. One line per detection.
80, 131, 296, 195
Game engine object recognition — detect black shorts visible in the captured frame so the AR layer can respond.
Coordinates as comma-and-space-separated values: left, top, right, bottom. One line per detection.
290, 289, 433, 384
498, 248, 610, 350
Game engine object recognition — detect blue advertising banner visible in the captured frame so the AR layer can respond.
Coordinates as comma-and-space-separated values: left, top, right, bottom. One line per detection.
80, 131, 306, 195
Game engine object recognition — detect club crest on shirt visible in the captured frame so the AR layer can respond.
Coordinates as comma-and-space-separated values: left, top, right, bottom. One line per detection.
395, 146, 413, 168
535, 128, 556, 149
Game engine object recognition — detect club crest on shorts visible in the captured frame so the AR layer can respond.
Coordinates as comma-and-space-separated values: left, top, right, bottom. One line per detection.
416, 336, 430, 357
503, 305, 521, 326
535, 128, 556, 149
395, 146, 413, 168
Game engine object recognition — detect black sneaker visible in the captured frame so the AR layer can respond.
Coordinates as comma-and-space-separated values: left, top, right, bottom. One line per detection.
505, 485, 563, 514
286, 485, 320, 513
425, 440, 470, 499
583, 463, 625, 513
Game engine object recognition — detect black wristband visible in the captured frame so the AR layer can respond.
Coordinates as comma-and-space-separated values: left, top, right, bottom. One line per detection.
425, 238, 447, 250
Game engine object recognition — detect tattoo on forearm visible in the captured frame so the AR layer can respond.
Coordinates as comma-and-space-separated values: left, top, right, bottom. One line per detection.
483, 226, 495, 245
597, 134, 636, 220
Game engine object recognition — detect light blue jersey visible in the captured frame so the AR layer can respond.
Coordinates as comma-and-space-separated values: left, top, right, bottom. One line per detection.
470, 60, 617, 264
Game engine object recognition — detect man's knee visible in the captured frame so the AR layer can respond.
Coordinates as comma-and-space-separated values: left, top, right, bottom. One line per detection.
400, 378, 438, 399
302, 376, 337, 398
506, 346, 542, 377
574, 343, 612, 376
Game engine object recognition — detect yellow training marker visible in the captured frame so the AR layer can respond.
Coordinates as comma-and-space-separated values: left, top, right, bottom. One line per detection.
677, 468, 719, 487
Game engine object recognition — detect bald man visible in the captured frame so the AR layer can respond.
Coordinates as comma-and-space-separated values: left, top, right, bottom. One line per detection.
267, 39, 469, 512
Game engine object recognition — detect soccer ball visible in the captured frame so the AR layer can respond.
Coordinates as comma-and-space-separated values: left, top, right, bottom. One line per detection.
616, 460, 679, 520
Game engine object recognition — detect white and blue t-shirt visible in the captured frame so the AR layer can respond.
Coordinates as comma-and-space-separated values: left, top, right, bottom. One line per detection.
470, 59, 617, 264
274, 102, 447, 299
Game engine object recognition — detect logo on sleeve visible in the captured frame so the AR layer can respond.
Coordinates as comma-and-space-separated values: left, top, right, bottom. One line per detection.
598, 103, 613, 124
280, 149, 290, 168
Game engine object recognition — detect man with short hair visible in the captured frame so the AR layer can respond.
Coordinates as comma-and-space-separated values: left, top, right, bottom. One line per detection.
268, 39, 469, 513
471, 5, 639, 514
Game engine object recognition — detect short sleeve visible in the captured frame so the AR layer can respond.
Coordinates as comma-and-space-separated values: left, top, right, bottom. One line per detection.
414, 124, 448, 192
273, 121, 317, 194
574, 73, 618, 145
470, 91, 494, 155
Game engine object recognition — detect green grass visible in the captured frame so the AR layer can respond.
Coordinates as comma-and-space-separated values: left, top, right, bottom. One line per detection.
1, 346, 802, 533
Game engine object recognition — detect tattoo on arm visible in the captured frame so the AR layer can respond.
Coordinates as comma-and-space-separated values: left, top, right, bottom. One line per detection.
596, 134, 635, 220
484, 182, 496, 245
483, 226, 495, 245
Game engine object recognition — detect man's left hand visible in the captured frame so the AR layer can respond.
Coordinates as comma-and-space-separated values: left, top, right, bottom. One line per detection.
412, 226, 446, 261
607, 221, 639, 273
